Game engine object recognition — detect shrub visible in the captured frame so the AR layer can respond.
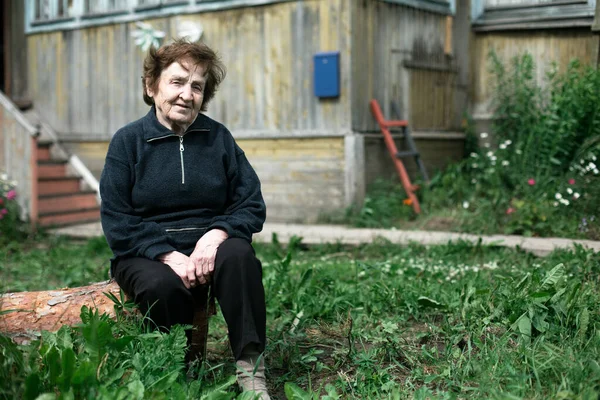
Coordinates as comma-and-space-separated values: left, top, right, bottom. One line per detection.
425, 52, 600, 238
0, 172, 28, 244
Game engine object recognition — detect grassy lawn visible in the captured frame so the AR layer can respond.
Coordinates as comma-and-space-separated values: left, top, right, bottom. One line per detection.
2, 235, 600, 399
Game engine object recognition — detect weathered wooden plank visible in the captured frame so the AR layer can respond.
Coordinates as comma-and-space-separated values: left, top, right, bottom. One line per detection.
351, 1, 451, 132
471, 30, 598, 118
27, 0, 355, 140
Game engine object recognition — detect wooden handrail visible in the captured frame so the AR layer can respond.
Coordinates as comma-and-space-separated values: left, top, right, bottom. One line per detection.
0, 90, 40, 229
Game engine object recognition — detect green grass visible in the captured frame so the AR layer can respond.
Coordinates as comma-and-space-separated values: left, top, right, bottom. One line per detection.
2, 236, 600, 399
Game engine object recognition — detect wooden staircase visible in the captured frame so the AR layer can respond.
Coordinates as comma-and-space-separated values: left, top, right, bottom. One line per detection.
36, 142, 100, 227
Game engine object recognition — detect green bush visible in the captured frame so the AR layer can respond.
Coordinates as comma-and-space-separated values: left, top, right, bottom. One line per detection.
425, 52, 600, 238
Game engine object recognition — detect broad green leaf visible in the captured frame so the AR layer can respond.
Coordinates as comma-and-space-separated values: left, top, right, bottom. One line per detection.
58, 347, 76, 392
417, 296, 446, 309
24, 373, 42, 400
236, 392, 261, 400
549, 287, 567, 304
202, 391, 236, 400
202, 375, 237, 395
541, 264, 565, 290
284, 382, 311, 400
127, 379, 145, 400
530, 291, 551, 303
518, 315, 532, 343
104, 367, 125, 386
578, 307, 589, 337
532, 313, 549, 333
33, 394, 56, 400
45, 347, 61, 385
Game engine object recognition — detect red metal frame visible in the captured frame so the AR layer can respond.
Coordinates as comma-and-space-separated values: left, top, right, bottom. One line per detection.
369, 99, 421, 214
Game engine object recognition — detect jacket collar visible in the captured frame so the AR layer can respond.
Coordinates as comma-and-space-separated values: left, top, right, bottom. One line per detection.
142, 105, 211, 140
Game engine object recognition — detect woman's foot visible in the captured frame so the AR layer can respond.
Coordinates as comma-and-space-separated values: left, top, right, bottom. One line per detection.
236, 345, 270, 399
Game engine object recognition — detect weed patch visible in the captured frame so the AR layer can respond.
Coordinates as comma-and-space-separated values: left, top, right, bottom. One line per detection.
2, 237, 600, 398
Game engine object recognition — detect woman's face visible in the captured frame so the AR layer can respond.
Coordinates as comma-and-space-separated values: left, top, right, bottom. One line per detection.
147, 58, 207, 133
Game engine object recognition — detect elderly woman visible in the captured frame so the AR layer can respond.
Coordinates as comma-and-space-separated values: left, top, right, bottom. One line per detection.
100, 39, 269, 399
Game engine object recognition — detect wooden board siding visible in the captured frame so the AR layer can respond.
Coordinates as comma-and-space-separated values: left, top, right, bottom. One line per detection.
484, 0, 556, 7
5, 0, 29, 105
409, 69, 456, 130
471, 30, 600, 116
364, 132, 465, 185
64, 137, 346, 223
241, 137, 345, 222
351, 0, 456, 133
27, 0, 352, 140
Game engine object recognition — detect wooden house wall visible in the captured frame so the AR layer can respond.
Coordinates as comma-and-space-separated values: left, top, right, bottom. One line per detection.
6, 0, 29, 104
351, 0, 459, 133
26, 0, 354, 222
484, 0, 555, 7
27, 0, 352, 140
62, 136, 346, 223
471, 30, 600, 120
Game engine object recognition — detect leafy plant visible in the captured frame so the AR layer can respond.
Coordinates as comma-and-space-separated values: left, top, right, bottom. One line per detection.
0, 172, 28, 244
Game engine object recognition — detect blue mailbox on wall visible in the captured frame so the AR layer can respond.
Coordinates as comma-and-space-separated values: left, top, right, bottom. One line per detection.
313, 51, 340, 98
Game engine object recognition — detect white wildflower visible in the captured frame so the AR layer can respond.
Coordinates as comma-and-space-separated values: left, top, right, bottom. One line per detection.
560, 198, 570, 206
484, 143, 491, 148
463, 201, 470, 209
358, 271, 366, 278
555, 193, 562, 200
573, 192, 580, 199
470, 153, 479, 158
472, 163, 478, 168
516, 149, 522, 155
486, 151, 494, 158
499, 144, 507, 150
595, 169, 599, 175
567, 188, 573, 195
480, 132, 488, 139
0, 173, 6, 181
553, 201, 559, 207
505, 140, 512, 146
502, 160, 510, 166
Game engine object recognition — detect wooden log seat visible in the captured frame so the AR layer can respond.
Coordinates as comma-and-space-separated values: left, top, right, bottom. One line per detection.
0, 280, 215, 361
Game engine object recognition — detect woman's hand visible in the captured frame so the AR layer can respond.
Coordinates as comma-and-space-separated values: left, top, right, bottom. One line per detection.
158, 251, 193, 289
190, 229, 229, 285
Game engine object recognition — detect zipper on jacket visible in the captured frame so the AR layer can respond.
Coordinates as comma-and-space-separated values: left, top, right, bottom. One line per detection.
179, 136, 185, 184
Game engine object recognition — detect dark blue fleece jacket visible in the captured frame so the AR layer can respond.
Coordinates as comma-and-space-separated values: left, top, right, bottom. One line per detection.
100, 107, 266, 263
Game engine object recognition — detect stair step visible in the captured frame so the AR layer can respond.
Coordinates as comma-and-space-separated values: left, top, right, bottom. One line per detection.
37, 145, 51, 161
38, 191, 98, 214
396, 150, 420, 158
38, 160, 67, 178
38, 177, 81, 196
38, 207, 100, 227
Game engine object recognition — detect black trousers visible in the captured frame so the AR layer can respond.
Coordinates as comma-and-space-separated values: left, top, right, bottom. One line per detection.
112, 238, 266, 360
